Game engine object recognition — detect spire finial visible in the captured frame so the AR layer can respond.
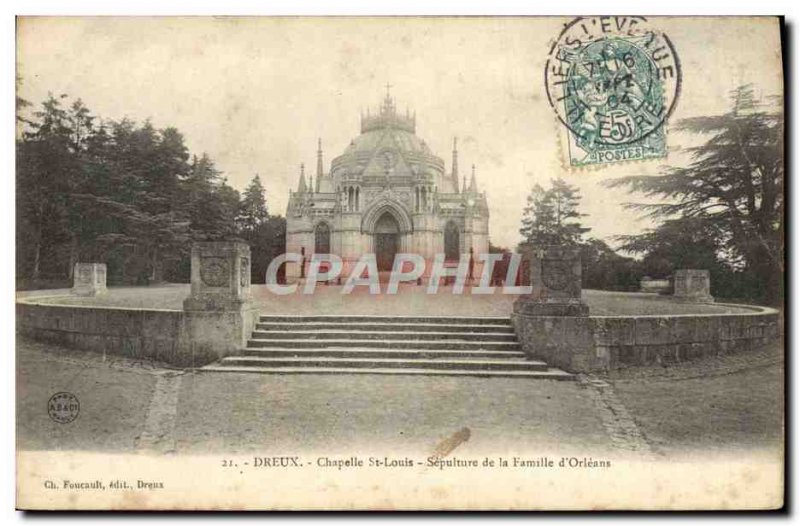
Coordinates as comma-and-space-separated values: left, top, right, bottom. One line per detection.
451, 136, 460, 193
297, 163, 307, 193
316, 138, 324, 181
381, 83, 395, 114
469, 164, 477, 193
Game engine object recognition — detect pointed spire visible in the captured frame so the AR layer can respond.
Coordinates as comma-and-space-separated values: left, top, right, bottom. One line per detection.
469, 164, 477, 193
462, 175, 467, 193
316, 138, 323, 192
297, 163, 307, 193
382, 83, 395, 115
308, 173, 314, 194
451, 137, 460, 193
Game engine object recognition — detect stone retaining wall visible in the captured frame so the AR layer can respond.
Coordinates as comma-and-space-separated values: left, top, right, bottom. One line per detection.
19, 295, 780, 373
512, 304, 780, 373
16, 299, 256, 367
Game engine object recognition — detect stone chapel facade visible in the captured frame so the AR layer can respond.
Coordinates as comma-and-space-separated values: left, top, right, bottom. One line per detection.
285, 91, 490, 281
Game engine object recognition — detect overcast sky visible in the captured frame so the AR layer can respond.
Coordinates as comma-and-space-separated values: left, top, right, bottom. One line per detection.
17, 17, 783, 249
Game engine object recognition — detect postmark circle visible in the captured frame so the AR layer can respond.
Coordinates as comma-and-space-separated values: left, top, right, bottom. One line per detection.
48, 392, 80, 424
545, 16, 681, 148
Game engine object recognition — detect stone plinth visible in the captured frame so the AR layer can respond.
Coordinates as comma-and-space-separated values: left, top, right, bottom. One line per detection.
71, 263, 107, 297
512, 245, 590, 372
513, 245, 589, 316
183, 241, 252, 311
182, 241, 258, 360
640, 277, 671, 294
673, 269, 714, 303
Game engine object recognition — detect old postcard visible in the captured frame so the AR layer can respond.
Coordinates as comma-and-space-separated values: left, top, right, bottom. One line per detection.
15, 16, 784, 510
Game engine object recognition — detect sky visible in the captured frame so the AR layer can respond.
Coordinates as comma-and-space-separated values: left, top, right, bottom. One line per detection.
16, 16, 783, 249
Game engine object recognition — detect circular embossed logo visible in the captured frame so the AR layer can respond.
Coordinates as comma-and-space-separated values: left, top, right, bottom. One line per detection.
48, 392, 80, 424
200, 257, 229, 287
541, 260, 572, 291
545, 16, 681, 148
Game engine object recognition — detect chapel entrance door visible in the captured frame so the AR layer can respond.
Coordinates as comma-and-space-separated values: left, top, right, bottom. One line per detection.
374, 212, 400, 271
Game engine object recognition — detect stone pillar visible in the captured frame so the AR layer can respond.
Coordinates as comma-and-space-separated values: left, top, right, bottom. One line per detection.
512, 245, 594, 372
513, 245, 588, 316
673, 269, 714, 303
71, 263, 107, 297
181, 241, 258, 364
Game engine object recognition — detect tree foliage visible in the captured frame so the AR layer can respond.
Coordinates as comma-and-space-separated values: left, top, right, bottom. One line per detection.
516, 178, 641, 291
16, 92, 286, 287
519, 178, 591, 246
607, 85, 783, 304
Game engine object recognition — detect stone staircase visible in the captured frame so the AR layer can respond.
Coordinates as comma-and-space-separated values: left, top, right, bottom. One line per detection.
201, 315, 573, 379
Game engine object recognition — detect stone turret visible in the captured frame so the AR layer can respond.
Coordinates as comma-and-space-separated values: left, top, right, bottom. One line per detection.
297, 163, 307, 193
452, 137, 460, 194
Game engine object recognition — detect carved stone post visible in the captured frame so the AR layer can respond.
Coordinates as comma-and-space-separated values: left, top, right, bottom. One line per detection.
513, 245, 588, 316
512, 245, 593, 372
673, 269, 714, 303
182, 241, 258, 364
71, 263, 107, 297
183, 241, 252, 311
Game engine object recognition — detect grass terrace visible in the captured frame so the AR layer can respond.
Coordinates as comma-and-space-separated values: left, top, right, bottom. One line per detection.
18, 284, 757, 317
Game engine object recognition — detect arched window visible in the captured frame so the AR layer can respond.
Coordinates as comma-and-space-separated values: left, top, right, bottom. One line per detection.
444, 221, 460, 261
314, 222, 331, 254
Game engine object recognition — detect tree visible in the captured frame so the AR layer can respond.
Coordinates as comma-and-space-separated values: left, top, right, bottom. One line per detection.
580, 238, 641, 292
182, 153, 240, 241
519, 178, 590, 247
238, 174, 269, 234
16, 90, 247, 287
16, 93, 75, 282
235, 174, 287, 284
607, 85, 783, 304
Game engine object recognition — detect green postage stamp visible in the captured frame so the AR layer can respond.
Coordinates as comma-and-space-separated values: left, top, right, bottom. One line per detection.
545, 16, 681, 168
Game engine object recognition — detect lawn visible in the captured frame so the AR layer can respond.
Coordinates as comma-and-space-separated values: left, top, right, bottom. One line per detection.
19, 285, 757, 317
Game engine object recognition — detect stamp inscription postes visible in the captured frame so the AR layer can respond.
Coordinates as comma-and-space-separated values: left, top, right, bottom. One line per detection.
48, 392, 80, 424
545, 16, 681, 168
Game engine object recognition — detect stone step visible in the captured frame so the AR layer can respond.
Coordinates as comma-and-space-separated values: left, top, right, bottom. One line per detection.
258, 315, 512, 326
255, 322, 516, 334
199, 365, 574, 380
250, 329, 518, 342
237, 347, 527, 360
246, 338, 521, 351
217, 355, 550, 372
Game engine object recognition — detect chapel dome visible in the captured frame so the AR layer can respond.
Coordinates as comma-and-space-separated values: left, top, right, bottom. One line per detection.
330, 92, 445, 179
343, 127, 432, 156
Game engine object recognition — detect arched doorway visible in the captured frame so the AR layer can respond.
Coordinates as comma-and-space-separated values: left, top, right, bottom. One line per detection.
314, 222, 331, 254
374, 212, 400, 271
444, 221, 460, 261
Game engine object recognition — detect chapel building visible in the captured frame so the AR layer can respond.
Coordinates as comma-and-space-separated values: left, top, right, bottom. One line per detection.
285, 91, 490, 281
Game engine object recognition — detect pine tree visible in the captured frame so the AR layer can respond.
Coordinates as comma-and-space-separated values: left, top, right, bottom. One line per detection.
607, 85, 783, 304
238, 174, 269, 234
519, 178, 590, 247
